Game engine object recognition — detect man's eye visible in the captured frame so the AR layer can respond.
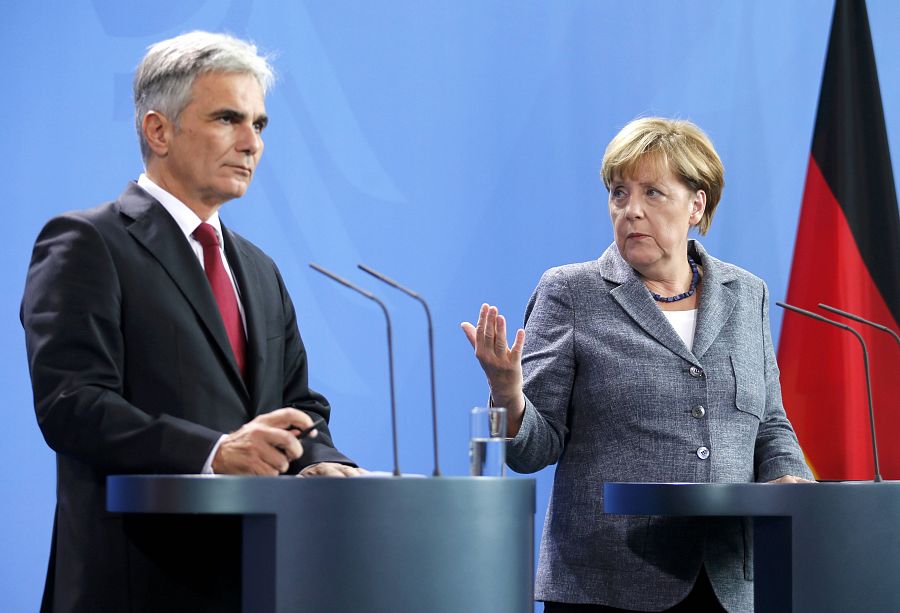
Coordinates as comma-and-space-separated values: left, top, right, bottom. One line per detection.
253, 122, 265, 133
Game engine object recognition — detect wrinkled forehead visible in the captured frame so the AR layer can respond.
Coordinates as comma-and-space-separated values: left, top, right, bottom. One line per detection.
609, 151, 672, 184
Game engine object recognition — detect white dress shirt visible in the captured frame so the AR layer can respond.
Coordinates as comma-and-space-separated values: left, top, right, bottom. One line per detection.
662, 308, 698, 352
137, 173, 247, 329
136, 173, 240, 473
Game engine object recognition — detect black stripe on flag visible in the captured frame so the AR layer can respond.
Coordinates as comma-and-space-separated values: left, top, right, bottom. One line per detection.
811, 0, 900, 326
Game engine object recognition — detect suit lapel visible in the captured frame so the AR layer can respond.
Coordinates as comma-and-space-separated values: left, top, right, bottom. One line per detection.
117, 183, 249, 399
600, 243, 701, 367
222, 226, 267, 414
690, 241, 738, 360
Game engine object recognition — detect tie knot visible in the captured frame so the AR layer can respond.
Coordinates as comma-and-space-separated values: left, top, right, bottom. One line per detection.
193, 222, 220, 248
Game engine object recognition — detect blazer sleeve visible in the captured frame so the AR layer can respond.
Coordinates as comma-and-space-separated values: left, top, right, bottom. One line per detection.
21, 214, 222, 474
507, 267, 575, 474
754, 282, 814, 481
273, 267, 356, 471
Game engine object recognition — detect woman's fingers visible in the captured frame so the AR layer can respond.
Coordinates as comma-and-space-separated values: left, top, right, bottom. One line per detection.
510, 328, 526, 360
464, 303, 522, 368
475, 303, 489, 348
462, 304, 525, 407
460, 322, 478, 348
496, 314, 510, 353
463, 304, 492, 351
484, 305, 497, 345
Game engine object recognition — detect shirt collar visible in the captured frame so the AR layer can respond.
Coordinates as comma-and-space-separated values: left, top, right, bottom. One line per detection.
137, 173, 224, 242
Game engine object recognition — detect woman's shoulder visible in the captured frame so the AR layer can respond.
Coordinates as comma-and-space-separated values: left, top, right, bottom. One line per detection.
694, 242, 767, 292
539, 243, 622, 283
543, 259, 601, 278
536, 259, 607, 291
528, 260, 616, 310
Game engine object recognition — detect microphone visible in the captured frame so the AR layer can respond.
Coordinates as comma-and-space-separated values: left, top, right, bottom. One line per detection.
358, 264, 442, 477
310, 263, 401, 477
817, 303, 900, 350
777, 301, 882, 482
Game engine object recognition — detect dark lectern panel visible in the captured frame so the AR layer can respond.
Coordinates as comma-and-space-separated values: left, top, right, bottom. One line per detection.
605, 482, 900, 612
109, 476, 535, 613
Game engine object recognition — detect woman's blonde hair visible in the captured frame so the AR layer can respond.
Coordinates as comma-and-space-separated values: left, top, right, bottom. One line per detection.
600, 117, 724, 235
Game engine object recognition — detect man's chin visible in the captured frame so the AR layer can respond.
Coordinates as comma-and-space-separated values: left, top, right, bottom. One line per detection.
220, 181, 251, 201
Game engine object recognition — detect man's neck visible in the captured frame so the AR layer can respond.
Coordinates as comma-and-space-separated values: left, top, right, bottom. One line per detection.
143, 166, 221, 221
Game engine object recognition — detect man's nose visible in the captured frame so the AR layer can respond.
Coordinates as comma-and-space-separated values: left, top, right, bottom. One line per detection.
236, 124, 262, 155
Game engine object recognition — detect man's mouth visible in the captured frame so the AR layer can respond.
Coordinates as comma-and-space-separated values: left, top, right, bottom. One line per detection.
227, 164, 252, 175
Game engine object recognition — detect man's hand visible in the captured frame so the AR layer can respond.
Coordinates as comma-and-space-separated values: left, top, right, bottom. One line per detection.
298, 462, 369, 478
212, 408, 319, 476
767, 475, 815, 483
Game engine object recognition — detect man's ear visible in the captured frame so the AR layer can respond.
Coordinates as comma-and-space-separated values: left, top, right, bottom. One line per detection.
141, 111, 172, 157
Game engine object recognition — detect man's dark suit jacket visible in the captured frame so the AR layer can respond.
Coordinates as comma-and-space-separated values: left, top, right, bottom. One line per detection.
21, 183, 352, 612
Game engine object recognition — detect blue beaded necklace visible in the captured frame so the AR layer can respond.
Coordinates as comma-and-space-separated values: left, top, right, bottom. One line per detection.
650, 256, 699, 303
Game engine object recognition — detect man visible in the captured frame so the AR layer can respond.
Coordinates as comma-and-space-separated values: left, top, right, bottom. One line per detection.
21, 31, 362, 612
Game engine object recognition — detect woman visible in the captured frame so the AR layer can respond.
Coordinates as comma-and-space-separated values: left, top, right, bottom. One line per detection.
462, 118, 812, 613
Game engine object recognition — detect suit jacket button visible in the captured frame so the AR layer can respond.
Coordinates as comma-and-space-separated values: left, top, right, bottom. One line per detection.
689, 366, 703, 378
697, 446, 710, 460
692, 405, 706, 418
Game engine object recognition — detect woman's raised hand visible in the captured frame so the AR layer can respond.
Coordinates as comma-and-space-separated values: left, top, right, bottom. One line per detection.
461, 304, 526, 426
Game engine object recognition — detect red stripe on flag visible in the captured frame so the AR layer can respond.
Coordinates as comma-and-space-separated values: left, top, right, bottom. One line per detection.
778, 156, 900, 480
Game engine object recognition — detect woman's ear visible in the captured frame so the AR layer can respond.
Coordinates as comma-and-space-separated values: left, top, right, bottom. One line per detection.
690, 190, 707, 226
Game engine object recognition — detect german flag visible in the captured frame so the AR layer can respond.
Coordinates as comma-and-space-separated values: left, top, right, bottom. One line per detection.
778, 0, 900, 480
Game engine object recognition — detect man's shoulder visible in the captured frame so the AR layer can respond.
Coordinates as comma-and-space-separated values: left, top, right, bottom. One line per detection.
37, 201, 123, 247
64, 200, 120, 223
222, 226, 273, 263
46, 183, 148, 228
221, 227, 283, 287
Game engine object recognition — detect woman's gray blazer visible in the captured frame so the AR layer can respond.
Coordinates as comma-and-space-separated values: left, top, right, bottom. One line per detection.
508, 240, 812, 612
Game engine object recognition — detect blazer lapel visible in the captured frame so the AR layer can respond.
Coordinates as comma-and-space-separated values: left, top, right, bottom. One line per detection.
222, 226, 267, 414
690, 241, 738, 360
599, 243, 701, 367
117, 183, 249, 399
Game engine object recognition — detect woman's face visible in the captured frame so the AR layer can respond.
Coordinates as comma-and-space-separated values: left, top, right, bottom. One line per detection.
608, 157, 706, 277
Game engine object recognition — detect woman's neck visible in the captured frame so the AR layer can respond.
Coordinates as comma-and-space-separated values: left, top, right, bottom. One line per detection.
638, 255, 702, 311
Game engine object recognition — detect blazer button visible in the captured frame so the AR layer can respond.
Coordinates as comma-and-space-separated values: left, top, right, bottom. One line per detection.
691, 405, 706, 419
689, 366, 703, 378
696, 446, 710, 460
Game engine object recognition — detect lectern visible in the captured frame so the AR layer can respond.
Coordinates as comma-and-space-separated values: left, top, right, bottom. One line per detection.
109, 476, 535, 613
604, 482, 900, 612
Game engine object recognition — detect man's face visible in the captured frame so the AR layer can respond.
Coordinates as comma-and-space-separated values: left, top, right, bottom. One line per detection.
159, 72, 267, 212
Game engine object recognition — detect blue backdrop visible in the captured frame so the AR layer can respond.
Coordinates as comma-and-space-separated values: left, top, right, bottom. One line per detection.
2, 1, 899, 610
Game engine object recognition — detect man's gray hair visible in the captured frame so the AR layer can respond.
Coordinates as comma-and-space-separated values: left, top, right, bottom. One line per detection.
134, 31, 275, 162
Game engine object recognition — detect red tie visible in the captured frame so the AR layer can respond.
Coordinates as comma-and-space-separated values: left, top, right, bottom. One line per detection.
193, 222, 246, 377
